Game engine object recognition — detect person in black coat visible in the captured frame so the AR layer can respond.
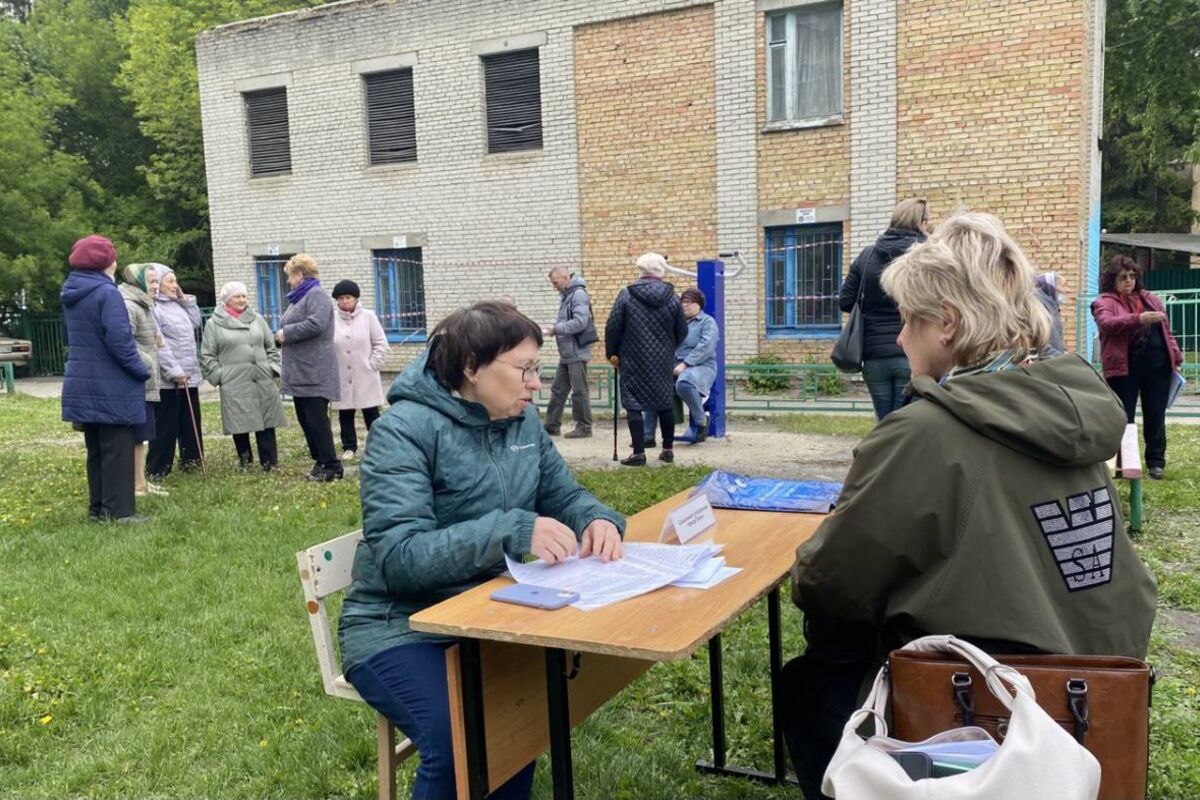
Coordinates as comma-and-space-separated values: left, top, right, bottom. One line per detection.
605, 252, 688, 466
838, 198, 930, 419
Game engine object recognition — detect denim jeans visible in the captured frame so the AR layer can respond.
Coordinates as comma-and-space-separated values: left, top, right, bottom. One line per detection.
347, 642, 536, 800
861, 356, 911, 420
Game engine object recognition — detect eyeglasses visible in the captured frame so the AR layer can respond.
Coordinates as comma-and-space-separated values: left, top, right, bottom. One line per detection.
495, 358, 544, 382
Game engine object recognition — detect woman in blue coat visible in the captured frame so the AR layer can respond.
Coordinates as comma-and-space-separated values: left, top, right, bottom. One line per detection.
339, 301, 625, 800
673, 287, 719, 442
60, 235, 151, 523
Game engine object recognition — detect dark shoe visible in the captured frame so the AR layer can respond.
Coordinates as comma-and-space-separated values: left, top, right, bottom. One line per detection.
239, 453, 254, 469
620, 452, 647, 467
643, 438, 657, 449
147, 473, 168, 483
658, 449, 674, 463
564, 429, 592, 439
694, 424, 708, 443
544, 425, 561, 436
261, 462, 276, 472
1148, 466, 1164, 480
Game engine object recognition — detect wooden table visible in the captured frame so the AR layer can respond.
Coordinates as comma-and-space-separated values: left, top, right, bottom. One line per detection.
410, 489, 826, 800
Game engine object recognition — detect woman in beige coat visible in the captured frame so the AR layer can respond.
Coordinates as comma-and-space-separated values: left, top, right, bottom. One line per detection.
330, 280, 389, 460
119, 263, 166, 497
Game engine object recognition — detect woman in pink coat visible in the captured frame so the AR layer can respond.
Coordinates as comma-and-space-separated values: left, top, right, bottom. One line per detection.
1090, 255, 1183, 479
331, 280, 390, 460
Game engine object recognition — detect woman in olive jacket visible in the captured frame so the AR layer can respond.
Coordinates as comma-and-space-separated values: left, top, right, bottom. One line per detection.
119, 263, 165, 497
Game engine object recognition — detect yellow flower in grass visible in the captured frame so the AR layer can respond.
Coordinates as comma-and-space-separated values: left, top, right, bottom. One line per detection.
39, 714, 53, 725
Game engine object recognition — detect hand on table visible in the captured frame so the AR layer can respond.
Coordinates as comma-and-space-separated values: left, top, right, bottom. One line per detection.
580, 519, 623, 562
531, 516, 577, 564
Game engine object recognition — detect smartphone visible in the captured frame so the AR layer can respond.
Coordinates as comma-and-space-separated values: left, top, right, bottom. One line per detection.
889, 751, 932, 780
490, 583, 580, 610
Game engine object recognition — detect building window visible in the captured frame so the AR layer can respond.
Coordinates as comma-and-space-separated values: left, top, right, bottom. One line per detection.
373, 248, 427, 342
255, 256, 292, 330
764, 224, 843, 336
244, 87, 292, 177
766, 3, 843, 124
364, 69, 417, 165
481, 48, 542, 153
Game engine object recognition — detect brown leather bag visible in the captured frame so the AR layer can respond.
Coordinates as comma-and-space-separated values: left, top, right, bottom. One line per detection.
888, 650, 1154, 800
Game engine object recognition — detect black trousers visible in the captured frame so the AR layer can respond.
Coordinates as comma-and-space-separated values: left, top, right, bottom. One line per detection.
146, 386, 204, 477
232, 428, 278, 468
1107, 357, 1172, 468
83, 424, 136, 520
338, 406, 381, 452
294, 396, 341, 471
626, 407, 674, 454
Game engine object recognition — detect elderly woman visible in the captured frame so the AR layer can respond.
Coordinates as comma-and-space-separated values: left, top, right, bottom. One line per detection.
604, 252, 688, 466
339, 301, 625, 800
1091, 255, 1183, 480
119, 263, 166, 497
147, 264, 204, 480
200, 282, 286, 470
330, 279, 389, 461
276, 254, 342, 481
781, 213, 1157, 800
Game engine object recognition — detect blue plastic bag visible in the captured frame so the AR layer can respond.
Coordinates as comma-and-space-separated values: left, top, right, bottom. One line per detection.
692, 470, 842, 514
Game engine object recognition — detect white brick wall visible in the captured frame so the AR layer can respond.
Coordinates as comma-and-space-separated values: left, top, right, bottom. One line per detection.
848, 0, 897, 253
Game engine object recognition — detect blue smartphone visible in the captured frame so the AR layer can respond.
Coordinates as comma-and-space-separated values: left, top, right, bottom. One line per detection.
490, 584, 579, 610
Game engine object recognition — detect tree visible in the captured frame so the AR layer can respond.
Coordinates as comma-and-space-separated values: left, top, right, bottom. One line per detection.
1102, 0, 1200, 232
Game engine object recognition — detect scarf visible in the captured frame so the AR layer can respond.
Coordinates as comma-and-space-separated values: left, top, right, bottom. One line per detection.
286, 277, 321, 304
225, 303, 245, 319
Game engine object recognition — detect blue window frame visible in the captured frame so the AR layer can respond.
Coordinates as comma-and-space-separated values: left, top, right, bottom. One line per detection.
373, 248, 426, 343
255, 256, 292, 331
764, 223, 844, 338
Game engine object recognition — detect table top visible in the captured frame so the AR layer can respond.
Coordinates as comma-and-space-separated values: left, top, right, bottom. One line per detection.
410, 489, 827, 661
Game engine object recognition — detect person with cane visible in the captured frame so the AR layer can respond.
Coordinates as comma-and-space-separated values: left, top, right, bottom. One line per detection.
148, 264, 205, 481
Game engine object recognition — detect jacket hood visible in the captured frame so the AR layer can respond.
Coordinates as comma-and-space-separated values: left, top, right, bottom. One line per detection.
61, 269, 116, 308
627, 278, 675, 308
386, 348, 504, 428
909, 353, 1126, 466
563, 275, 587, 293
875, 227, 925, 260
119, 282, 153, 310
336, 303, 363, 321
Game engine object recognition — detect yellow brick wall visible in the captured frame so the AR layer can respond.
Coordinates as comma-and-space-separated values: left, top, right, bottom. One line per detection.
897, 0, 1088, 348
575, 5, 718, 360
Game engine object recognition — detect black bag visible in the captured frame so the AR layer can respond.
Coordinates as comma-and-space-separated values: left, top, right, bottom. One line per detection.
569, 288, 599, 348
830, 254, 867, 373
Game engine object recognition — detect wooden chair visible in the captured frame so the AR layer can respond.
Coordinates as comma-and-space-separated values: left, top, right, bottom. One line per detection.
297, 530, 417, 800
1108, 423, 1143, 533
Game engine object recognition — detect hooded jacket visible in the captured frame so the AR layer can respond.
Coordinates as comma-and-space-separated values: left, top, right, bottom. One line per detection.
838, 228, 924, 361
552, 275, 596, 364
119, 282, 162, 402
792, 354, 1156, 660
605, 278, 688, 411
60, 270, 150, 426
153, 267, 203, 388
199, 306, 287, 435
338, 349, 626, 671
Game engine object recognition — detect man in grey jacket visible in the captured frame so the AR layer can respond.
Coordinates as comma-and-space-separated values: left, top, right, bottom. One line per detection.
541, 267, 595, 438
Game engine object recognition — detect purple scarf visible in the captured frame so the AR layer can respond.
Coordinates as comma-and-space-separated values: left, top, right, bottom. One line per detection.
286, 277, 321, 304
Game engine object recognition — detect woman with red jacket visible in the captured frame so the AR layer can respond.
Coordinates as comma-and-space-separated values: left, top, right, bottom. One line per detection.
1090, 255, 1183, 479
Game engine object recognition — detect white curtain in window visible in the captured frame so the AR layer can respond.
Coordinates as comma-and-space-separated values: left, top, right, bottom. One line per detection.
793, 4, 842, 119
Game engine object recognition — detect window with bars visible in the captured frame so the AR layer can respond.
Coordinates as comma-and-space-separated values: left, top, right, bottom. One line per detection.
766, 3, 844, 124
364, 69, 417, 165
373, 248, 427, 342
244, 88, 292, 177
764, 224, 843, 336
255, 256, 293, 330
481, 48, 542, 153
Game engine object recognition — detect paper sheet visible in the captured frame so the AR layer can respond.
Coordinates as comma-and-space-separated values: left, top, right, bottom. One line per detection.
673, 565, 741, 590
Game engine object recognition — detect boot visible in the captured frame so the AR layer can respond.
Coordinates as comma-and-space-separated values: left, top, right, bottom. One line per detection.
658, 449, 674, 463
694, 424, 708, 443
620, 452, 647, 467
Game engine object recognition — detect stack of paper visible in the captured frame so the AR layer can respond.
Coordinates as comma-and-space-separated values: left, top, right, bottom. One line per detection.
504, 542, 740, 611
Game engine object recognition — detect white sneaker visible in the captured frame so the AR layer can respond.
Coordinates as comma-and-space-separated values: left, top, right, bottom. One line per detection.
146, 482, 169, 497
341, 450, 356, 462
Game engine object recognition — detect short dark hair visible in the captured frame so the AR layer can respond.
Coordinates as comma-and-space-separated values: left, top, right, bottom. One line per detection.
427, 301, 543, 390
1101, 254, 1142, 294
680, 287, 706, 310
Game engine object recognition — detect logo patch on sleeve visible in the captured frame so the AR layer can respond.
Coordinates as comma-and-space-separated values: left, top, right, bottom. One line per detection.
1030, 487, 1115, 592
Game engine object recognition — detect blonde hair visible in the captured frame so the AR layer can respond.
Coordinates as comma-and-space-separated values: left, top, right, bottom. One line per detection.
284, 253, 320, 278
881, 212, 1051, 366
890, 198, 929, 232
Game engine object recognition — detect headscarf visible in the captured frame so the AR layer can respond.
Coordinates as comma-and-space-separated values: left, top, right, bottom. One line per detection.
151, 263, 175, 300
121, 263, 154, 292
218, 281, 248, 306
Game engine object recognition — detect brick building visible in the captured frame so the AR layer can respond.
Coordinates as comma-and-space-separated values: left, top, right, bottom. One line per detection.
196, 0, 1104, 369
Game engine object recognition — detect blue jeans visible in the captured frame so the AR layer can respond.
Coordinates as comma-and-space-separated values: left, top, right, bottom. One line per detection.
861, 356, 911, 420
675, 379, 707, 428
347, 642, 536, 800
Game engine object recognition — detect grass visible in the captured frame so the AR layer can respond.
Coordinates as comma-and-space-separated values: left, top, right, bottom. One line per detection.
0, 395, 1197, 798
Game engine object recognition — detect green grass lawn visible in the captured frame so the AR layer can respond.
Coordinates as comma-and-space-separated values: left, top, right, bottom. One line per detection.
1, 394, 1197, 799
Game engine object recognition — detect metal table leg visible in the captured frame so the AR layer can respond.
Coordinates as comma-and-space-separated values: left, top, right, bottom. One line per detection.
545, 647, 576, 800
458, 639, 489, 800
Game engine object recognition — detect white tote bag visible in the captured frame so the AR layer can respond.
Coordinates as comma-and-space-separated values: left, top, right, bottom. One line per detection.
822, 635, 1100, 800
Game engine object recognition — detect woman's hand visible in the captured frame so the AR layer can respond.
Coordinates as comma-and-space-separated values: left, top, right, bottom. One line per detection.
531, 516, 578, 564
580, 519, 623, 562
673, 362, 685, 376
275, 329, 285, 345
1140, 311, 1166, 325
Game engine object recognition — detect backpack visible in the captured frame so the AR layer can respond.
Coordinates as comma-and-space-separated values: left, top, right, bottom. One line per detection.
567, 287, 599, 348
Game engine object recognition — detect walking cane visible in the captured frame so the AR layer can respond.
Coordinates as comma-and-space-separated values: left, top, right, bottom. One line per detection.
182, 385, 208, 480
610, 356, 620, 462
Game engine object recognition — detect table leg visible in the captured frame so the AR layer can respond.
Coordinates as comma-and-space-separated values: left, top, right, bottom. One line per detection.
545, 647, 576, 800
767, 587, 787, 783
458, 639, 489, 800
708, 634, 727, 769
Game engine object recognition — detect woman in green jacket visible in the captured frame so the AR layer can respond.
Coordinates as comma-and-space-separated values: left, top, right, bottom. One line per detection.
199, 282, 286, 469
339, 300, 625, 800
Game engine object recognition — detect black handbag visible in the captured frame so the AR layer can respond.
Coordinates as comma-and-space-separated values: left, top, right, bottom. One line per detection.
830, 255, 868, 373
569, 288, 599, 348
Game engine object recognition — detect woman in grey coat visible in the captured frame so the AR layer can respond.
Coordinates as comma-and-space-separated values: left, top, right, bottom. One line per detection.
200, 282, 286, 469
148, 264, 205, 479
276, 254, 342, 481
119, 263, 166, 497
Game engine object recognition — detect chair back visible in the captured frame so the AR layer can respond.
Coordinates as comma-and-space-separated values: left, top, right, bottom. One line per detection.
297, 529, 365, 700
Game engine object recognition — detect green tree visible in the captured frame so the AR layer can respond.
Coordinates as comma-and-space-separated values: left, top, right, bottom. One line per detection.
1102, 0, 1200, 232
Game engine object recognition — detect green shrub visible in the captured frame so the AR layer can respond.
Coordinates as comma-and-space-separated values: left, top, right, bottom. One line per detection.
745, 353, 791, 395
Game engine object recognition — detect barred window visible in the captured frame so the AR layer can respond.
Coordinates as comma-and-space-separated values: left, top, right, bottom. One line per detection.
373, 248, 427, 342
364, 69, 417, 165
764, 224, 843, 335
482, 49, 542, 153
244, 88, 292, 177
254, 256, 293, 330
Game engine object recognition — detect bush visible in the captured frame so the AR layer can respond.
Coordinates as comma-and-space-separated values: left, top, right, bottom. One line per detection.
745, 354, 791, 395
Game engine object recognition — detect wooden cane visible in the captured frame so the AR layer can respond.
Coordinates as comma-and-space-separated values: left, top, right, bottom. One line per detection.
610, 356, 619, 462
182, 385, 208, 480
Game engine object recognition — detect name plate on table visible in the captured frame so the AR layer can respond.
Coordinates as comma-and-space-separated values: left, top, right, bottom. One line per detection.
659, 493, 718, 544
